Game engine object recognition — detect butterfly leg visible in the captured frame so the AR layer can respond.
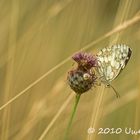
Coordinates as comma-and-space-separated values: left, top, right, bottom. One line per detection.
103, 80, 120, 98
109, 84, 120, 98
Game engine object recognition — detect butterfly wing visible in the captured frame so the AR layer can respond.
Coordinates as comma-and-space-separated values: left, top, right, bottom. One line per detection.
96, 44, 132, 82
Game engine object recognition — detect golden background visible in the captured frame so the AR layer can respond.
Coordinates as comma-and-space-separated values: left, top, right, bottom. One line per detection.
0, 0, 140, 140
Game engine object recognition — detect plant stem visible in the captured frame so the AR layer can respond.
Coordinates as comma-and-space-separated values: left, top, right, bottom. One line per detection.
64, 94, 81, 140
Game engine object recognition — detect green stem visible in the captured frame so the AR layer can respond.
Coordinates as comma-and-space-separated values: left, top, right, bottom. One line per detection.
64, 94, 81, 140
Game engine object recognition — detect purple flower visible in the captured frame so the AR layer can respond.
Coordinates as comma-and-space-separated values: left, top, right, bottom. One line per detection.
72, 52, 98, 70
67, 51, 98, 94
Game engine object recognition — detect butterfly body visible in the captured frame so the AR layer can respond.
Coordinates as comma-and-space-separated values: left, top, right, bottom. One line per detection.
96, 44, 132, 97
97, 44, 132, 82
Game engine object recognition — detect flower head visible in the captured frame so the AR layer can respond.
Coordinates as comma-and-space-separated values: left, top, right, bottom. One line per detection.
67, 51, 98, 94
72, 52, 98, 70
67, 69, 97, 94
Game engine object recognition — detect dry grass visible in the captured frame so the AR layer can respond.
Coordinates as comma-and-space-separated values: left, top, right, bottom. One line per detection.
0, 0, 140, 140
87, 85, 105, 140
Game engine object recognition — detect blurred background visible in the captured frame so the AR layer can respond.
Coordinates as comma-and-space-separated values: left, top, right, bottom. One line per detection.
0, 0, 140, 140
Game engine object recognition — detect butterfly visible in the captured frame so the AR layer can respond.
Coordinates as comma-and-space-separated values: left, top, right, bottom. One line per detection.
96, 44, 132, 97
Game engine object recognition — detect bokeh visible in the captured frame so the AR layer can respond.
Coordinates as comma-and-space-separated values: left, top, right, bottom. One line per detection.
0, 0, 140, 140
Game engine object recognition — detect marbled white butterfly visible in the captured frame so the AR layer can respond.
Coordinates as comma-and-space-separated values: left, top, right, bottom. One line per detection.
96, 44, 132, 97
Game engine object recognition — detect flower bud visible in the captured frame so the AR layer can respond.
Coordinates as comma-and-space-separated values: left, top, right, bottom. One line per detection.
67, 69, 97, 94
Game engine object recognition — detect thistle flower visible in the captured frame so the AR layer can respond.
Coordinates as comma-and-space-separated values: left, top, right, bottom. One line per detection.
72, 52, 98, 70
67, 69, 97, 94
65, 52, 98, 140
67, 52, 98, 94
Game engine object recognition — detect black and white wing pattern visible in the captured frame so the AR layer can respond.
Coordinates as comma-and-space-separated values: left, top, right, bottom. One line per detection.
96, 44, 132, 83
